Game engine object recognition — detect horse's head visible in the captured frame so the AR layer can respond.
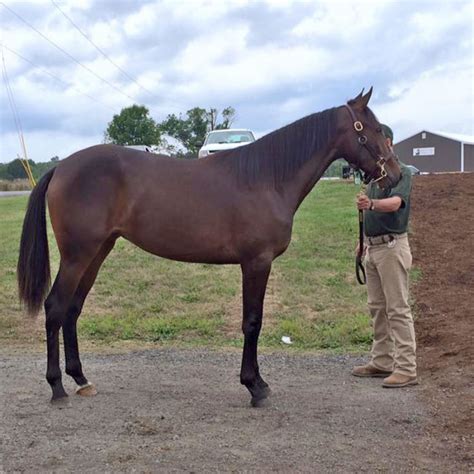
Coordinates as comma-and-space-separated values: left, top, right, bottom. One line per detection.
338, 88, 401, 189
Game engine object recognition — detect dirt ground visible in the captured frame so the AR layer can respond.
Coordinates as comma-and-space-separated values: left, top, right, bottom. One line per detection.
409, 172, 474, 465
0, 349, 463, 473
0, 173, 472, 473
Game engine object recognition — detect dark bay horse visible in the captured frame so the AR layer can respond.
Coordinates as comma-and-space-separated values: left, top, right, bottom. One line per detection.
18, 89, 401, 406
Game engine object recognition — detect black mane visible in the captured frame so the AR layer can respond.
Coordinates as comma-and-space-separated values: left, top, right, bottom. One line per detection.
214, 107, 339, 186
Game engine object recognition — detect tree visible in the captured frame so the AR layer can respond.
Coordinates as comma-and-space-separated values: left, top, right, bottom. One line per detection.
33, 160, 57, 180
159, 106, 236, 156
159, 107, 207, 156
104, 105, 161, 146
5, 159, 35, 180
208, 106, 236, 131
0, 158, 58, 181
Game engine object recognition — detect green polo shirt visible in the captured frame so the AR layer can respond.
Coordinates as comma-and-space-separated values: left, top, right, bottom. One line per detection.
364, 163, 412, 237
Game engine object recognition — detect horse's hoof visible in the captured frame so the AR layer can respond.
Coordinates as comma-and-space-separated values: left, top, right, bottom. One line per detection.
50, 393, 69, 405
250, 385, 271, 407
76, 382, 97, 397
259, 385, 271, 398
251, 396, 271, 408
50, 384, 68, 403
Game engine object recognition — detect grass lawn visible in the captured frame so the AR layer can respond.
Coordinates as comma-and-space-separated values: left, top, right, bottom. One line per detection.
0, 181, 373, 352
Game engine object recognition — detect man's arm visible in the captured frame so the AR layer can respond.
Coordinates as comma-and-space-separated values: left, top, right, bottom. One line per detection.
357, 194, 402, 212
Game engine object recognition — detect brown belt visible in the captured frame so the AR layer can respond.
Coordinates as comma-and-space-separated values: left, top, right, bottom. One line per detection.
366, 232, 407, 246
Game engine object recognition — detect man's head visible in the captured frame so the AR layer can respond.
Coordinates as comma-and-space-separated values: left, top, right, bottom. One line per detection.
381, 124, 394, 148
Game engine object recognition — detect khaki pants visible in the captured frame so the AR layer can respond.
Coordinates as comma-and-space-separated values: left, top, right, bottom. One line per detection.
364, 235, 417, 376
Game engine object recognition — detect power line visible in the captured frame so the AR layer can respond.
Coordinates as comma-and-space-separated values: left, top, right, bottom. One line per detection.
1, 44, 117, 112
1, 2, 190, 119
2, 48, 23, 144
51, 0, 156, 98
0, 1, 139, 103
2, 46, 36, 186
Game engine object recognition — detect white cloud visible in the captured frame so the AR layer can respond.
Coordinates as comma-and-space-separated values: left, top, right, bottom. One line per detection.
174, 39, 329, 102
123, 3, 159, 39
2, 128, 103, 162
291, 1, 387, 40
408, 2, 472, 44
376, 59, 474, 141
89, 18, 124, 50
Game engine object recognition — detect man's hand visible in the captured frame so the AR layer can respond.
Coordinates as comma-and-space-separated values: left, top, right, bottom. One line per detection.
357, 195, 403, 213
357, 194, 372, 211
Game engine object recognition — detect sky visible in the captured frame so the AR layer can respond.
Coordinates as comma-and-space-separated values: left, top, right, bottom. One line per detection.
1, 0, 473, 163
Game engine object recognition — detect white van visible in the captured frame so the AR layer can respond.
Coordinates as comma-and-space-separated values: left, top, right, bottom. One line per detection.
198, 129, 255, 158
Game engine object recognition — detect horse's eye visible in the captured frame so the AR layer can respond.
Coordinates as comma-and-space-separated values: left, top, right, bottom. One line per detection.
376, 127, 382, 133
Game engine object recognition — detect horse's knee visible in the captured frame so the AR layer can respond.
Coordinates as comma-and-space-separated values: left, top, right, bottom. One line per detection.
45, 313, 65, 334
45, 296, 68, 330
242, 312, 262, 336
66, 297, 85, 320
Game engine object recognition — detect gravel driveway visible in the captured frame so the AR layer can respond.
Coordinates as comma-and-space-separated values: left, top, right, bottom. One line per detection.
0, 348, 460, 473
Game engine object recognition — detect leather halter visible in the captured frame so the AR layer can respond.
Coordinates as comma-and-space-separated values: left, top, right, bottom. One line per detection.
344, 104, 389, 185
345, 103, 392, 286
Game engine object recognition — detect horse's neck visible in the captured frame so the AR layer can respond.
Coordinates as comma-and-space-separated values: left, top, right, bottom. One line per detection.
287, 147, 338, 213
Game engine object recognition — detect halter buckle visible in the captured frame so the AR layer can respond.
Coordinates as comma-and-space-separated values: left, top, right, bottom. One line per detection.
354, 121, 363, 132
371, 158, 388, 184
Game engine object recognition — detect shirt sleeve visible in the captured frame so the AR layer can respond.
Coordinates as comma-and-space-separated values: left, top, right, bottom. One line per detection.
389, 166, 412, 208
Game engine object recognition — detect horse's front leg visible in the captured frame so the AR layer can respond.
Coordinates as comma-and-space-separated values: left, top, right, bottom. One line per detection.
240, 256, 272, 407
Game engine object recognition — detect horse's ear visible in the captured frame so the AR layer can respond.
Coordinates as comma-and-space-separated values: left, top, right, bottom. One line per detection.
349, 87, 373, 109
350, 89, 364, 103
359, 86, 373, 109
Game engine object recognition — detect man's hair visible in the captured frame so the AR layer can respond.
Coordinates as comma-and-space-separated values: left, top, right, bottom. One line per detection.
381, 124, 394, 143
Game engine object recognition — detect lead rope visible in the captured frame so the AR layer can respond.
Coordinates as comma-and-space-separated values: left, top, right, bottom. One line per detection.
355, 175, 367, 285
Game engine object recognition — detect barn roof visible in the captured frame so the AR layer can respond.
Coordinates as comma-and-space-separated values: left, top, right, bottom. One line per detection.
431, 131, 474, 145
396, 130, 474, 145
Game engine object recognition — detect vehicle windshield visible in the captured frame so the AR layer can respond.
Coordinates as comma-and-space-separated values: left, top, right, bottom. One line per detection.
204, 131, 254, 145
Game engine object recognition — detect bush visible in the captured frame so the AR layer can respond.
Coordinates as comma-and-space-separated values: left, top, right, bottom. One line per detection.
0, 179, 31, 191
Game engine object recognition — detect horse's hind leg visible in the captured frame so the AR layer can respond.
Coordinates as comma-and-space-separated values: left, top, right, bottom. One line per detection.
45, 259, 91, 401
240, 256, 272, 407
63, 239, 116, 396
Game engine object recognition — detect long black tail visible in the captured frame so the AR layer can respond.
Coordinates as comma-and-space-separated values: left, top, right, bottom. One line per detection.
17, 168, 56, 315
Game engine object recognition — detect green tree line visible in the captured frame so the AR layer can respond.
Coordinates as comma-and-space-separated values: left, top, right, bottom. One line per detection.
0, 157, 58, 181
104, 104, 236, 157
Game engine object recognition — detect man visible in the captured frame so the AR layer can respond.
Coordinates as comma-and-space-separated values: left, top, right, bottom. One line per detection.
352, 124, 418, 388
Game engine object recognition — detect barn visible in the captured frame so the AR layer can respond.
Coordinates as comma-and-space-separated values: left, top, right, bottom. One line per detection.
394, 131, 474, 173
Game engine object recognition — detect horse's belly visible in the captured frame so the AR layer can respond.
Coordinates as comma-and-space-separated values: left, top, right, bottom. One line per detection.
119, 190, 290, 265
121, 218, 240, 264
125, 237, 240, 264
